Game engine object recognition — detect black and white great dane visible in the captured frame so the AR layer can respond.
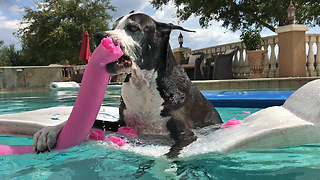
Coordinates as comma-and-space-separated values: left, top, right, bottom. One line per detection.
33, 12, 222, 158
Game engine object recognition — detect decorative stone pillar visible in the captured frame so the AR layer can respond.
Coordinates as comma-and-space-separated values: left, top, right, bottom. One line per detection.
316, 36, 320, 76
172, 47, 191, 64
306, 36, 317, 77
275, 24, 309, 77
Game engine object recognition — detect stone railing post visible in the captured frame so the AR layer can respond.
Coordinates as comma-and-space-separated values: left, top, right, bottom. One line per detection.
239, 48, 245, 78
262, 43, 270, 77
275, 24, 309, 77
232, 47, 239, 77
172, 47, 191, 64
244, 52, 251, 78
306, 35, 317, 77
269, 38, 277, 78
316, 36, 320, 76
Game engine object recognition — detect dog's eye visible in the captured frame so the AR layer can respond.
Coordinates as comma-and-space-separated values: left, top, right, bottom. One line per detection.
129, 25, 139, 32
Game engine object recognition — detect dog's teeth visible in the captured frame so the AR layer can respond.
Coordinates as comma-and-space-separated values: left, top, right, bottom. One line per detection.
112, 39, 118, 46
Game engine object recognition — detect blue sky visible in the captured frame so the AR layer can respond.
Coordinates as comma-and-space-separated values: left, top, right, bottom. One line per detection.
0, 0, 319, 51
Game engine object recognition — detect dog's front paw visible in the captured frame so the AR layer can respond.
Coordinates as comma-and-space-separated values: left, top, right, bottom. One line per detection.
33, 125, 62, 153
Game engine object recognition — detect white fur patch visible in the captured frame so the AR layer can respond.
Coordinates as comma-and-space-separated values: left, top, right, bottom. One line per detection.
121, 68, 170, 135
109, 13, 170, 135
104, 29, 140, 61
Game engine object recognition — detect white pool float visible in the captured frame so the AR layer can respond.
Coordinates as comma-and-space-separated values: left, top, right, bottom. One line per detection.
0, 79, 319, 158
49, 81, 80, 90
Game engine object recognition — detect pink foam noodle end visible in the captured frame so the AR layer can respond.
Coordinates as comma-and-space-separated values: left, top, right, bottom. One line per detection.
108, 136, 126, 146
0, 37, 122, 155
118, 126, 137, 137
89, 129, 106, 141
54, 37, 123, 150
221, 118, 241, 129
0, 145, 33, 155
243, 111, 251, 114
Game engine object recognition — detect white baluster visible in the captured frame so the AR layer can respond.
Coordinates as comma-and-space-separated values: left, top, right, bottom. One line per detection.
234, 45, 243, 77
316, 36, 320, 76
307, 36, 316, 77
232, 49, 238, 77
216, 47, 220, 54
244, 51, 251, 78
306, 36, 310, 77
221, 46, 226, 53
274, 37, 279, 78
262, 43, 270, 77
239, 47, 245, 78
269, 38, 277, 78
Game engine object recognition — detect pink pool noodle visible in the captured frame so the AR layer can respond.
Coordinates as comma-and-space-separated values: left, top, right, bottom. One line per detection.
221, 118, 241, 129
89, 129, 106, 141
55, 38, 122, 149
118, 126, 137, 137
108, 136, 126, 146
0, 145, 33, 155
0, 37, 122, 155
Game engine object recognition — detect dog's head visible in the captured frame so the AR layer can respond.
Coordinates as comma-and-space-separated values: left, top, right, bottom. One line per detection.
93, 12, 194, 75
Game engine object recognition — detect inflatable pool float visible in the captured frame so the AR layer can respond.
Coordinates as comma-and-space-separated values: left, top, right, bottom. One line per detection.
49, 81, 80, 90
1, 79, 320, 158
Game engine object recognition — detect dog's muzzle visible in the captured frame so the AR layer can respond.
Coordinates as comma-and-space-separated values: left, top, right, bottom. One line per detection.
93, 32, 132, 68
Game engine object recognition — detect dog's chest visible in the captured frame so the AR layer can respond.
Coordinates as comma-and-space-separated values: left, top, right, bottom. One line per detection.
121, 70, 170, 134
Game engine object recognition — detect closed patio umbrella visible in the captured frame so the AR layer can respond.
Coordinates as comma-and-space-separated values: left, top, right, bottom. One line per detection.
79, 30, 91, 63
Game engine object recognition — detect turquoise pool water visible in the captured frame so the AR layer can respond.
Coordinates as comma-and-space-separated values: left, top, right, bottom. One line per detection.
1, 88, 320, 179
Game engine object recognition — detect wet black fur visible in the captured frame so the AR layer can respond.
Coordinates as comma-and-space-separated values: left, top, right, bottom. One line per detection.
93, 13, 222, 158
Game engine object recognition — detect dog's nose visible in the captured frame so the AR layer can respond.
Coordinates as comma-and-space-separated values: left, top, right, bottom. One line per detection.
93, 32, 108, 46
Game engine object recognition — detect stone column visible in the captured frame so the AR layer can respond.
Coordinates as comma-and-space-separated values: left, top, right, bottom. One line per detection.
275, 24, 309, 77
172, 47, 191, 64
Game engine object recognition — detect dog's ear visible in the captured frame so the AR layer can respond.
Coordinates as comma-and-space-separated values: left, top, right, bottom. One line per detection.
156, 22, 195, 35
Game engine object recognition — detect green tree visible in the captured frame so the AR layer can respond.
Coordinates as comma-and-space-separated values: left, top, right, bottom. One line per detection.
16, 0, 115, 65
150, 0, 320, 32
0, 40, 5, 66
0, 42, 24, 66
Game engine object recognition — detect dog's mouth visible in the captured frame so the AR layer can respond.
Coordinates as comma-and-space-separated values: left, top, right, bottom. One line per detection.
117, 54, 132, 68
111, 39, 132, 68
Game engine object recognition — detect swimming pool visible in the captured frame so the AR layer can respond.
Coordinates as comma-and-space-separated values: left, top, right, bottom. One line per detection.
1, 88, 320, 179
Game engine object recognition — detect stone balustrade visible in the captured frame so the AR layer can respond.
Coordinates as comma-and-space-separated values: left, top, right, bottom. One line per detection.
182, 33, 319, 78
306, 34, 320, 77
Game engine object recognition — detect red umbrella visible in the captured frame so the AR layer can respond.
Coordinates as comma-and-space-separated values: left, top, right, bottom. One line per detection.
79, 30, 91, 63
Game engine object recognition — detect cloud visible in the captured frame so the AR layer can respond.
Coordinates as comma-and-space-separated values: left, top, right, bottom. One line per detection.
109, 0, 149, 21
0, 12, 21, 47
152, 2, 178, 24
148, 2, 240, 50
8, 5, 20, 15
0, 0, 240, 50
10, 0, 318, 52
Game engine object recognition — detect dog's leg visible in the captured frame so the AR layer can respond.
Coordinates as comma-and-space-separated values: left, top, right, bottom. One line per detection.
166, 129, 197, 158
165, 119, 197, 158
